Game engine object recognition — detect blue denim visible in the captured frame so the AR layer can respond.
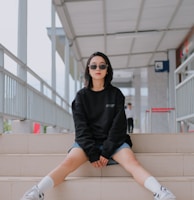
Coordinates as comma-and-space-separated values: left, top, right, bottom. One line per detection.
70, 142, 130, 165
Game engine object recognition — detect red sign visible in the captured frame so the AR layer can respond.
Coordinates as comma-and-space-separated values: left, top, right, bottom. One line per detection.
33, 123, 40, 134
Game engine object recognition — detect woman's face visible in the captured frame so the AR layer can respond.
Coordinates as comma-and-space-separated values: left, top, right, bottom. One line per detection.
88, 56, 108, 81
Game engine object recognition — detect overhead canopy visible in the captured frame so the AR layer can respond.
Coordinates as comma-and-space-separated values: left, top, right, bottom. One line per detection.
52, 0, 194, 84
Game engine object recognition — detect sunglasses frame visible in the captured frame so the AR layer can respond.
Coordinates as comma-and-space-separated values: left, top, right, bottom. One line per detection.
88, 64, 108, 70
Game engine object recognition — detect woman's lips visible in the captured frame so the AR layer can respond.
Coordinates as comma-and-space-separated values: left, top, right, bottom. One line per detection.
95, 73, 101, 75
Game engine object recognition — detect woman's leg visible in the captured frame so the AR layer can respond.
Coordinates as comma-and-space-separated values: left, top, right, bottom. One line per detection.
48, 147, 88, 186
21, 147, 88, 200
112, 147, 151, 185
112, 147, 176, 199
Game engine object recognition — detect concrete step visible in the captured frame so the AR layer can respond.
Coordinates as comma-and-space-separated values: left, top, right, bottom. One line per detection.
1, 133, 194, 200
0, 153, 194, 177
0, 133, 74, 154
0, 176, 193, 200
1, 133, 194, 154
131, 133, 194, 153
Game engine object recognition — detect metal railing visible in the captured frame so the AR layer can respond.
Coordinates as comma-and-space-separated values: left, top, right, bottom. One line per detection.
0, 43, 74, 133
145, 107, 175, 133
175, 52, 194, 132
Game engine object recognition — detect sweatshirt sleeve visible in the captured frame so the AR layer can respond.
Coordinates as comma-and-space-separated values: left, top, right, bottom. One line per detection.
72, 92, 100, 162
101, 90, 128, 159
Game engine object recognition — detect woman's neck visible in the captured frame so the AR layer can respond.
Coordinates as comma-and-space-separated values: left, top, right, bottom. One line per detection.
92, 80, 104, 91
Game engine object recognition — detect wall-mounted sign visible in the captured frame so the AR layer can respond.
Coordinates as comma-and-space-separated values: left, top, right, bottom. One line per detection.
155, 60, 169, 72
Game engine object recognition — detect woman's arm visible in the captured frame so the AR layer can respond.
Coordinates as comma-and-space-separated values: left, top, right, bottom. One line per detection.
72, 93, 101, 162
101, 90, 128, 158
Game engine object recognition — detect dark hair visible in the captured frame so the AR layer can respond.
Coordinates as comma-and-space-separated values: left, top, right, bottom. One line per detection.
84, 52, 113, 88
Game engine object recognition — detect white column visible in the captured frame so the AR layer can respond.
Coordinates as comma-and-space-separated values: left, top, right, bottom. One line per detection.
0, 48, 4, 133
0, 117, 3, 133
147, 66, 169, 133
51, 3, 56, 101
168, 49, 176, 133
79, 74, 84, 89
64, 37, 70, 108
15, 0, 31, 133
134, 74, 141, 132
74, 59, 78, 95
17, 0, 27, 81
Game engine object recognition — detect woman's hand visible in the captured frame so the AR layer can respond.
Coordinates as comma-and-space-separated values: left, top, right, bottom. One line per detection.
91, 156, 109, 168
99, 155, 109, 166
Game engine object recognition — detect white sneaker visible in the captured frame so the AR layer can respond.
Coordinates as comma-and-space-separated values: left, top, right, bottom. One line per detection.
21, 185, 44, 200
154, 186, 176, 200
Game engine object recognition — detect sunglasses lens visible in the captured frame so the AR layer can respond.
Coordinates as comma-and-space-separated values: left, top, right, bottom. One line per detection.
99, 65, 107, 70
89, 64, 108, 70
89, 65, 97, 69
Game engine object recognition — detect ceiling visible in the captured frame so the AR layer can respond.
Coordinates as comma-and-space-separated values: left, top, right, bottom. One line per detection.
52, 0, 194, 86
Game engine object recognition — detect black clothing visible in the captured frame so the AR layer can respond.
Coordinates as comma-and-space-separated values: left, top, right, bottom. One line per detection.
127, 118, 134, 133
72, 84, 132, 163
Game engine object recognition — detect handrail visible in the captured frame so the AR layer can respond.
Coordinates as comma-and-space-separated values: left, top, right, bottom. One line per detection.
145, 107, 175, 133
174, 52, 194, 132
0, 43, 71, 109
0, 43, 74, 133
175, 52, 194, 74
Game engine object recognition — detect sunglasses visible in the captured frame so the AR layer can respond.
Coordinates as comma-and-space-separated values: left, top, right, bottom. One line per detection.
88, 64, 108, 70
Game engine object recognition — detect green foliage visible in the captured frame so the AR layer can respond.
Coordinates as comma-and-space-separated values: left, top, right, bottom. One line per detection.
3, 121, 11, 133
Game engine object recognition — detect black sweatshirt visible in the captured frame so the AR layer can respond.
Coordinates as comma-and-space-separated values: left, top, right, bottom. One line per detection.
72, 84, 132, 162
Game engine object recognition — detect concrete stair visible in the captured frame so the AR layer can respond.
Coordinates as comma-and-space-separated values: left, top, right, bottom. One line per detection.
0, 133, 194, 200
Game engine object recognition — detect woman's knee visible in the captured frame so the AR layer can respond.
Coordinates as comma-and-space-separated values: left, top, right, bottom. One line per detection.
114, 149, 141, 170
60, 149, 87, 172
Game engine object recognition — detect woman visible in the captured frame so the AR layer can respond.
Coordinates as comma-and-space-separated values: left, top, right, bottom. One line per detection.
21, 52, 176, 200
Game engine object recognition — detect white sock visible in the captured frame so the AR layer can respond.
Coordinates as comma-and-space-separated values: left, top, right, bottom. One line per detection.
37, 176, 54, 193
144, 176, 161, 194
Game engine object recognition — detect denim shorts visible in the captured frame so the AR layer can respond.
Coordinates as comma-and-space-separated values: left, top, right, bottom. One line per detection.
70, 142, 130, 165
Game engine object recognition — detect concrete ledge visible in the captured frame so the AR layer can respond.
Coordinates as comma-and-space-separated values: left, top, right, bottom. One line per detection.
131, 133, 194, 153
1, 133, 194, 200
1, 152, 193, 177
0, 133, 75, 154
0, 176, 193, 200
1, 133, 194, 154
